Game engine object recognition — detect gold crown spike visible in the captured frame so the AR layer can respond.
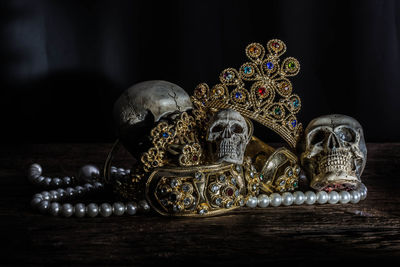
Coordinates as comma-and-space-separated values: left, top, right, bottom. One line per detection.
192, 39, 302, 148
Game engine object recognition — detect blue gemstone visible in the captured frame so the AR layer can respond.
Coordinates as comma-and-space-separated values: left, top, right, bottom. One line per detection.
266, 62, 274, 70
293, 99, 299, 107
243, 66, 252, 74
291, 120, 297, 127
235, 92, 242, 99
162, 132, 169, 138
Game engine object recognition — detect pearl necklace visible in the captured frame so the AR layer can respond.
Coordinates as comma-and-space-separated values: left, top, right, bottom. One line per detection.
28, 163, 368, 217
28, 164, 150, 217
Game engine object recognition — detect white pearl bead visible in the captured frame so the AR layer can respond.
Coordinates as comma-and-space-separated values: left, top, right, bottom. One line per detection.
270, 193, 282, 207
78, 164, 100, 183
359, 184, 368, 200
246, 196, 258, 208
316, 191, 329, 204
29, 163, 42, 179
350, 190, 361, 203
328, 191, 340, 204
293, 191, 306, 205
339, 191, 351, 204
305, 191, 316, 205
257, 194, 269, 208
282, 192, 294, 206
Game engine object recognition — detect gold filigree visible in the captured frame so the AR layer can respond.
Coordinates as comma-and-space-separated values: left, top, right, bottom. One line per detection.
191, 39, 302, 148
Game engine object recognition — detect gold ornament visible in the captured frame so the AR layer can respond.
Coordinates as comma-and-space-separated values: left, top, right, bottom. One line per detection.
192, 39, 302, 148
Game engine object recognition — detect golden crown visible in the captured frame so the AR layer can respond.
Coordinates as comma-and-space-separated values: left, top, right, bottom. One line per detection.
192, 39, 302, 148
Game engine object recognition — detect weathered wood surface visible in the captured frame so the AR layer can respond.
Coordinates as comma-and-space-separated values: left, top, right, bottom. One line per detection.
0, 143, 399, 265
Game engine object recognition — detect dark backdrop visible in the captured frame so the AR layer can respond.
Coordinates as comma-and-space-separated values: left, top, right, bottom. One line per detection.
1, 0, 399, 144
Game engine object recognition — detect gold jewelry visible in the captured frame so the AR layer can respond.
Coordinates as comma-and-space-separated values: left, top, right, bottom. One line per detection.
259, 147, 300, 193
192, 39, 302, 148
145, 157, 260, 217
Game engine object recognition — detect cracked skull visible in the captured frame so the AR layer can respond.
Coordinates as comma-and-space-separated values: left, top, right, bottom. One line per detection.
113, 80, 193, 158
300, 114, 367, 192
207, 109, 250, 165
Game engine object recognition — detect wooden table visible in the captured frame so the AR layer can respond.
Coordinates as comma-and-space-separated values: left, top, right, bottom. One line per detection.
1, 143, 399, 265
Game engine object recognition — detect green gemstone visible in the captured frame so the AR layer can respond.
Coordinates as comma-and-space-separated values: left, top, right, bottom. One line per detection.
288, 62, 296, 69
293, 181, 298, 187
274, 107, 281, 115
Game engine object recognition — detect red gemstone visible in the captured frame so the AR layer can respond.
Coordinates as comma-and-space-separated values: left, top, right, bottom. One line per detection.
192, 156, 198, 161
226, 188, 234, 197
272, 42, 280, 49
258, 87, 266, 96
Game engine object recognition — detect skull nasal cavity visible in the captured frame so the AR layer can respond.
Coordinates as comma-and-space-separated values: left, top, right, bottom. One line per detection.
327, 133, 340, 149
222, 127, 232, 138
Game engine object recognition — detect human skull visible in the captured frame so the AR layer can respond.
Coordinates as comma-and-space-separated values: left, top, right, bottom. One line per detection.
300, 114, 367, 191
113, 80, 193, 158
207, 109, 251, 165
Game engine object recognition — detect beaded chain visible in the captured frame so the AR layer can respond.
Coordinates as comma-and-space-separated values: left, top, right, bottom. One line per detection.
28, 163, 367, 217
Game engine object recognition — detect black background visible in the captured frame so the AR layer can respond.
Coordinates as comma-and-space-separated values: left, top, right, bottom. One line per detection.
1, 0, 399, 144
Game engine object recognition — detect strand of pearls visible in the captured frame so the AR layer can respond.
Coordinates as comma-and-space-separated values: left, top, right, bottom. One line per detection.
246, 184, 368, 208
28, 164, 150, 217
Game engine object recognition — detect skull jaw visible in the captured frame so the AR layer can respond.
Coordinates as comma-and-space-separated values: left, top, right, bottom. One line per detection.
216, 152, 244, 165
310, 171, 360, 192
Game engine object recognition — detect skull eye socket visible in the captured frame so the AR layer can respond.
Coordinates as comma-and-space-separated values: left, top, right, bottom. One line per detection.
231, 123, 244, 134
336, 127, 356, 143
310, 130, 326, 145
211, 124, 225, 133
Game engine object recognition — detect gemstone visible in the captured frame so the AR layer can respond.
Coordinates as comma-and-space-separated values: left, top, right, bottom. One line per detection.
274, 107, 282, 115
231, 178, 237, 185
235, 92, 242, 99
152, 161, 158, 167
162, 132, 169, 138
288, 62, 296, 69
236, 165, 242, 172
281, 82, 289, 91
192, 155, 198, 161
296, 167, 300, 174
272, 42, 280, 49
259, 174, 264, 181
215, 198, 222, 206
182, 184, 191, 192
161, 199, 168, 206
223, 71, 233, 80
291, 120, 297, 127
226, 188, 234, 197
293, 181, 298, 187
219, 175, 226, 182
288, 170, 293, 177
250, 172, 254, 178
160, 187, 168, 195
293, 99, 299, 108
195, 172, 203, 181
173, 204, 181, 212
280, 180, 286, 186
211, 184, 220, 193
239, 199, 245, 206
252, 184, 257, 191
183, 197, 191, 206
199, 209, 208, 215
226, 201, 233, 208
243, 66, 252, 74
266, 62, 274, 70
170, 179, 178, 188
235, 190, 240, 197
249, 45, 259, 54
258, 87, 266, 96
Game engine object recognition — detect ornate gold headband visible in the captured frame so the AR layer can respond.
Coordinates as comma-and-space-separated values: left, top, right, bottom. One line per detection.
192, 39, 302, 148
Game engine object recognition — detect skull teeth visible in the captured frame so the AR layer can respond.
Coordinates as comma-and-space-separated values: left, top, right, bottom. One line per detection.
217, 139, 239, 158
320, 150, 352, 173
